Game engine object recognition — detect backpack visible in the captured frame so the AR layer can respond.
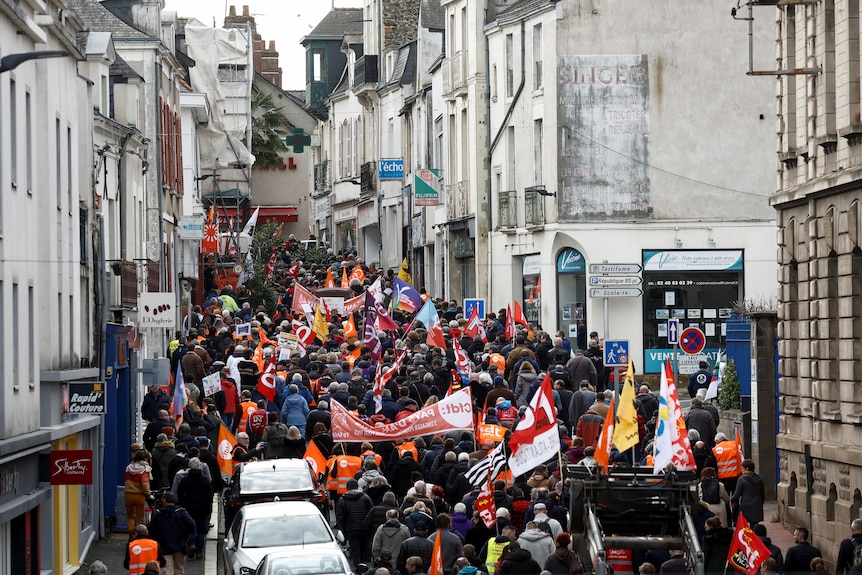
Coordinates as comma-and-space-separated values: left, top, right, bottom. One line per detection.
267, 423, 288, 447
850, 537, 862, 567
700, 477, 720, 504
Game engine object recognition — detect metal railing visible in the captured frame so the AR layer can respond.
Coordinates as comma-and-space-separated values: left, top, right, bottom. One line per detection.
524, 186, 545, 226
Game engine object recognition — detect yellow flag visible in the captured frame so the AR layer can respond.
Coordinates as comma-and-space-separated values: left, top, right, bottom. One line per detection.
312, 302, 329, 343
397, 257, 412, 285
612, 361, 640, 452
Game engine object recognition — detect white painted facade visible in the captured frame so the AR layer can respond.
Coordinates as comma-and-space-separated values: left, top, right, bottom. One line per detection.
485, 1, 778, 372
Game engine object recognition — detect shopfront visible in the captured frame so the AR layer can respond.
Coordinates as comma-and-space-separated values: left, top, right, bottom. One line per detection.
556, 248, 588, 349
641, 250, 744, 372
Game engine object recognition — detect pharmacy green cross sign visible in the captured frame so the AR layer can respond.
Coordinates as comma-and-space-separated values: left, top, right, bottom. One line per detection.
285, 128, 311, 153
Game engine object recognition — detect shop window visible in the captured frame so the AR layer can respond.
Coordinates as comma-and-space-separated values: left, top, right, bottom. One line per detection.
557, 248, 587, 349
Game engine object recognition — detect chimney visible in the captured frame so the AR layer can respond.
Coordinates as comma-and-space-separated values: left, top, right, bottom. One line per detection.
229, 5, 236, 16
243, 5, 249, 16
269, 40, 275, 51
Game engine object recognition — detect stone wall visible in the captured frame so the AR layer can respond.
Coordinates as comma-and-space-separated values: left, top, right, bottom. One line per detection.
383, 0, 421, 51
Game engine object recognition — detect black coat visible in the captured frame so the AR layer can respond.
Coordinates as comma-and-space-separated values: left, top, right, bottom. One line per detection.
498, 548, 542, 575
177, 469, 213, 519
390, 456, 426, 498
336, 489, 373, 534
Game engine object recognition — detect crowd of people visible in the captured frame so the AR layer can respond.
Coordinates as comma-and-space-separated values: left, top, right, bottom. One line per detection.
118, 247, 862, 575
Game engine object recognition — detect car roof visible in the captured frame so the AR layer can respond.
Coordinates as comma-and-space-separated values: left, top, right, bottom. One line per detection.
241, 459, 312, 473
239, 501, 323, 519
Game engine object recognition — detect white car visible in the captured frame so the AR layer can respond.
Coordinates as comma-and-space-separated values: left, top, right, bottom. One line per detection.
224, 501, 345, 575
250, 549, 362, 575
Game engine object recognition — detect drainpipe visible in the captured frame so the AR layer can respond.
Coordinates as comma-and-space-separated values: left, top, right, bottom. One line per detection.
117, 134, 131, 260
155, 62, 165, 291
487, 18, 526, 303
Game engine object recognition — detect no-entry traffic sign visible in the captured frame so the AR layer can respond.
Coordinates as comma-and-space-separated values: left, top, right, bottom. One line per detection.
680, 327, 706, 355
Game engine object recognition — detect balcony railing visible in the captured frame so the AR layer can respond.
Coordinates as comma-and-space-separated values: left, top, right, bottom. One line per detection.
498, 190, 517, 229
446, 181, 471, 220
442, 51, 466, 96
524, 186, 546, 226
314, 161, 330, 195
360, 162, 376, 195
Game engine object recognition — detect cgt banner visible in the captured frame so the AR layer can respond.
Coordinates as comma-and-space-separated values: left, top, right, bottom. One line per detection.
331, 388, 474, 442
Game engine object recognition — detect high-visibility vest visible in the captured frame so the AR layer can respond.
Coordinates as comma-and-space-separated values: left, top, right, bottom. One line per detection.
127, 537, 160, 575
485, 538, 510, 575
330, 455, 362, 494
236, 401, 257, 435
396, 441, 419, 461
713, 440, 741, 479
360, 450, 383, 469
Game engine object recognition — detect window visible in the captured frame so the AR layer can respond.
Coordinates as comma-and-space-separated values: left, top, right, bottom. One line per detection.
12, 283, 18, 390
505, 34, 514, 98
534, 119, 543, 185
10, 79, 17, 187
491, 64, 498, 100
507, 126, 516, 191
533, 24, 543, 90
313, 50, 324, 82
28, 286, 34, 386
56, 118, 62, 207
67, 126, 73, 211
25, 90, 32, 192
434, 117, 443, 173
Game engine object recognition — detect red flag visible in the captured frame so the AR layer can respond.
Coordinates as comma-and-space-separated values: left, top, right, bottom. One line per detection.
727, 513, 771, 575
202, 221, 219, 254
474, 478, 497, 528
594, 395, 616, 473
429, 531, 444, 575
363, 292, 382, 359
513, 300, 528, 326
287, 262, 300, 278
256, 355, 277, 402
453, 338, 472, 378
464, 305, 487, 343
264, 247, 279, 280
374, 298, 400, 331
735, 427, 745, 469
508, 373, 556, 456
505, 304, 516, 340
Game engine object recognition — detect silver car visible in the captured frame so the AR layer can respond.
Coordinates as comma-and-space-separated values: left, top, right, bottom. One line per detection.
250, 549, 361, 575
224, 501, 346, 575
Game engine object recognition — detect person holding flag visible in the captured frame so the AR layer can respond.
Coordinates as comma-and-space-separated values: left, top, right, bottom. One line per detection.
726, 512, 772, 575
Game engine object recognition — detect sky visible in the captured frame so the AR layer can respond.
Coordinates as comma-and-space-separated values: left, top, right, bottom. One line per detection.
164, 0, 363, 90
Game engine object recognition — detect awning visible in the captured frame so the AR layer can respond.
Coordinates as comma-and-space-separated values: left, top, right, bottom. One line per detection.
217, 206, 299, 224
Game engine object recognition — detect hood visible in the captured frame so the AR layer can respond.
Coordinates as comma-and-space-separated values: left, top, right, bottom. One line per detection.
362, 469, 382, 480
382, 521, 407, 534
518, 372, 538, 382
519, 529, 551, 542
554, 546, 574, 562
126, 461, 150, 474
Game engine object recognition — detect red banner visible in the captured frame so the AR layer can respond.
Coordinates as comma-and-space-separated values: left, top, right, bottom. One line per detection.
474, 480, 497, 528
331, 388, 473, 442
291, 283, 318, 315
50, 450, 93, 485
343, 292, 365, 314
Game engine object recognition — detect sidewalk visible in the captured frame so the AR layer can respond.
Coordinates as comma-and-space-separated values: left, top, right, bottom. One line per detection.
762, 500, 796, 553
76, 503, 219, 575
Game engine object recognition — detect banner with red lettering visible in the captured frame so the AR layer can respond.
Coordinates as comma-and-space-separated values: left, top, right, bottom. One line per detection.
331, 388, 473, 442
291, 283, 318, 315
343, 292, 365, 314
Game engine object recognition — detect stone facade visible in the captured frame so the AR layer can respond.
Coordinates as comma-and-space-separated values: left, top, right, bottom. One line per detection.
772, 0, 862, 561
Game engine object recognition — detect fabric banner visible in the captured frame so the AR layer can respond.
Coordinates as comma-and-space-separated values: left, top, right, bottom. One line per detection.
477, 423, 508, 444
331, 388, 473, 442
216, 424, 237, 476
292, 283, 318, 315
343, 292, 365, 314
727, 513, 771, 575
508, 374, 559, 477
474, 480, 497, 528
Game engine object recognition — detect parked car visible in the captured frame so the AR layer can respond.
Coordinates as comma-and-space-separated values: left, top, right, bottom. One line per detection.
224, 501, 345, 575
249, 548, 363, 575
224, 458, 327, 527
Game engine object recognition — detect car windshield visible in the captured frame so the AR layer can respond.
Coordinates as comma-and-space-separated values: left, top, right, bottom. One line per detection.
242, 515, 333, 548
240, 466, 314, 494
268, 554, 347, 575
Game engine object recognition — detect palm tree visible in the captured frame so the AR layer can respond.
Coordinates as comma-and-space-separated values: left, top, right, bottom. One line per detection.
251, 91, 289, 169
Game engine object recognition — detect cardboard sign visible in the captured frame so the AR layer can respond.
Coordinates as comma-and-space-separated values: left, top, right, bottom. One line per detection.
202, 372, 221, 397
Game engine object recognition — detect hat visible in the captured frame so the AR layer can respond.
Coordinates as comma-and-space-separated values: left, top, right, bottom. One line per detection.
414, 521, 429, 533
533, 503, 547, 511
493, 375, 505, 385
346, 479, 359, 490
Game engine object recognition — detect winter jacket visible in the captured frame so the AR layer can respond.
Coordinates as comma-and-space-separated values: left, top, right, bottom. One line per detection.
397, 535, 435, 574
372, 519, 411, 559
365, 502, 400, 533
428, 529, 464, 575
280, 392, 310, 428
150, 441, 176, 490
517, 529, 555, 567
404, 509, 435, 535
684, 406, 717, 448
336, 489, 373, 534
575, 410, 604, 448
141, 390, 169, 422
514, 371, 539, 408
544, 546, 584, 575
451, 511, 474, 540
497, 548, 542, 575
148, 504, 196, 554
124, 461, 152, 497
177, 468, 213, 519
731, 471, 765, 525
702, 526, 734, 575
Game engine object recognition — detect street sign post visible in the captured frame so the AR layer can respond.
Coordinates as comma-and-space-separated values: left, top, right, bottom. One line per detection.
680, 327, 707, 355
589, 263, 643, 275
589, 276, 643, 286
589, 288, 643, 298
604, 340, 629, 367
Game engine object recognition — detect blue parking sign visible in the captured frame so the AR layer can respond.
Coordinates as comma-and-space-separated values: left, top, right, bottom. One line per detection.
604, 340, 630, 367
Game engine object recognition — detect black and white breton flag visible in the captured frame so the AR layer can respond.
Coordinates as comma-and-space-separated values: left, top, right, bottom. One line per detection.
463, 443, 507, 487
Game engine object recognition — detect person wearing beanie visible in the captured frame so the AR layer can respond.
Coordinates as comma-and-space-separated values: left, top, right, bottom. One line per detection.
337, 477, 374, 566
177, 457, 213, 560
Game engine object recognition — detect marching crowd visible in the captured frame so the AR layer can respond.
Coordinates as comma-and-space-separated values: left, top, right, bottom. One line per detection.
117, 247, 862, 575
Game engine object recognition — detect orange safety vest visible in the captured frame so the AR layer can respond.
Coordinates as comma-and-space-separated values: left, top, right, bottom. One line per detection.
713, 440, 741, 479
488, 353, 506, 372
396, 441, 419, 461
360, 450, 383, 469
329, 455, 363, 494
127, 537, 160, 575
236, 401, 257, 435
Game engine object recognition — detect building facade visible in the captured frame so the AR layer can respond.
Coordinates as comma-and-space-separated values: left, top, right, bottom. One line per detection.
770, 0, 862, 561
484, 0, 778, 371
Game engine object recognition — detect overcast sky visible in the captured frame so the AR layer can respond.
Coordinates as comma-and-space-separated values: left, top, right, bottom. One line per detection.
164, 0, 363, 90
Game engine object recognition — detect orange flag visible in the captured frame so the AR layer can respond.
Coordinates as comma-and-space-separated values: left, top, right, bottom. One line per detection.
216, 423, 238, 476
346, 346, 362, 368
259, 327, 274, 346
341, 266, 349, 288
253, 344, 264, 372
349, 265, 366, 284
325, 268, 335, 288
429, 530, 444, 575
594, 395, 616, 473
343, 315, 358, 339
304, 439, 328, 477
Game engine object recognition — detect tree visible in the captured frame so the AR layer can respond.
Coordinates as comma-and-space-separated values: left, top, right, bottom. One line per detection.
718, 358, 741, 410
242, 222, 280, 311
251, 91, 289, 169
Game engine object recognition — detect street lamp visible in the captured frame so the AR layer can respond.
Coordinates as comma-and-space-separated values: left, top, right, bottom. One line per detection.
0, 50, 69, 73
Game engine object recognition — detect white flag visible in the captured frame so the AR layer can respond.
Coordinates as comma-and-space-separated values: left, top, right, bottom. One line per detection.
241, 207, 260, 235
